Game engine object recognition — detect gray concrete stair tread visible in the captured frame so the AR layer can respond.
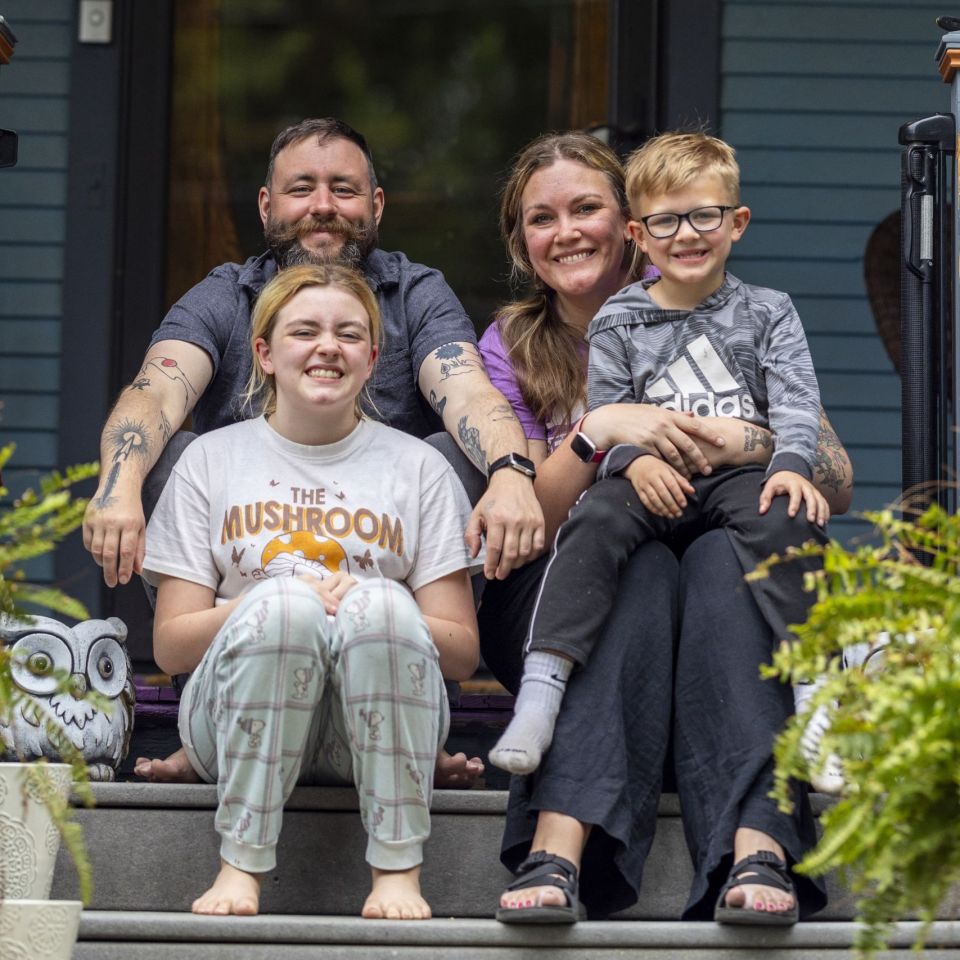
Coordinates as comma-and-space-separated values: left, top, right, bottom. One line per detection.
76, 912, 960, 948
82, 782, 679, 813
81, 781, 836, 814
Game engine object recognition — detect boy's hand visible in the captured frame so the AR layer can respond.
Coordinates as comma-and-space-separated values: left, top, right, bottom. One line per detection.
625, 456, 695, 518
759, 470, 830, 527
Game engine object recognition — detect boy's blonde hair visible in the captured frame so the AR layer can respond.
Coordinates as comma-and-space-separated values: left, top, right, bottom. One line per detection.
244, 263, 381, 418
625, 131, 740, 212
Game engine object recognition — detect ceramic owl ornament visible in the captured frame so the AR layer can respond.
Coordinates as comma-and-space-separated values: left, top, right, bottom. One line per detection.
0, 615, 135, 781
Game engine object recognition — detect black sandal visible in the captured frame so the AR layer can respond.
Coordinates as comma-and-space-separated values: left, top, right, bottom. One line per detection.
714, 850, 799, 926
495, 851, 586, 924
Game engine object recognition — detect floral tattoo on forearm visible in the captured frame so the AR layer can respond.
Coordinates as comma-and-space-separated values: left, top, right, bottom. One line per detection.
814, 415, 848, 494
458, 416, 486, 472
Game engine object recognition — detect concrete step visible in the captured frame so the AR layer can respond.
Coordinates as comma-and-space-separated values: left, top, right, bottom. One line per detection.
72, 913, 960, 959
50, 783, 877, 920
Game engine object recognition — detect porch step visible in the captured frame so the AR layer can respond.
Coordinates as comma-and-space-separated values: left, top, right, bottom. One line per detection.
51, 784, 873, 920
72, 914, 960, 958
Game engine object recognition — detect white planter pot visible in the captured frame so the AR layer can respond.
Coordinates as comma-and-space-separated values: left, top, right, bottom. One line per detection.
0, 899, 81, 960
0, 762, 72, 899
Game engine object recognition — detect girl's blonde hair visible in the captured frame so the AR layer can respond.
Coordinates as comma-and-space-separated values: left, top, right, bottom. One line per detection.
498, 131, 641, 429
244, 263, 381, 418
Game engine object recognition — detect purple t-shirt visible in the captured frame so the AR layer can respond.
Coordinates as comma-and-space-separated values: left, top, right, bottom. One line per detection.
478, 321, 586, 452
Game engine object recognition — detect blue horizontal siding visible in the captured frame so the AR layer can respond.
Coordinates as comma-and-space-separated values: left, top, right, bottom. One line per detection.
735, 223, 875, 262
0, 98, 68, 133
729, 259, 872, 298
0, 430, 57, 468
0, 282, 62, 316
724, 76, 940, 115
12, 133, 68, 171
0, 245, 64, 280
723, 39, 933, 76
0, 208, 65, 242
0, 357, 60, 390
736, 149, 900, 188
724, 4, 944, 41
0, 319, 61, 354
0, 393, 58, 429
2, 23, 72, 59
720, 0, 946, 544
0, 59, 69, 96
723, 110, 947, 149
2, 0, 73, 21
0, 171, 68, 206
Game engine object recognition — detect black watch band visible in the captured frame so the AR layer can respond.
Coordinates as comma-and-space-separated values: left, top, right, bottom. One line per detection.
487, 452, 537, 480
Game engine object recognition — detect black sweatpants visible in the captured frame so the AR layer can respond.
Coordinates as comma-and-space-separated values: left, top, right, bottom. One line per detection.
526, 465, 827, 665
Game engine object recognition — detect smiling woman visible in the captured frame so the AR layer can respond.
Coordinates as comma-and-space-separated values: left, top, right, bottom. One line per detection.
140, 262, 480, 920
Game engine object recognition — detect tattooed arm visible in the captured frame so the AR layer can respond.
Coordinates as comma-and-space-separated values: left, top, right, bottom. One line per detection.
418, 341, 544, 579
83, 340, 213, 587
691, 408, 853, 514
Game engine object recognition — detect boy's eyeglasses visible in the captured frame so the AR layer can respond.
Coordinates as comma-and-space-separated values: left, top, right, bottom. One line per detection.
639, 205, 736, 239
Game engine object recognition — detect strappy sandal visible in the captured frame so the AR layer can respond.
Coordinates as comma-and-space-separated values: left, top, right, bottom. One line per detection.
714, 850, 799, 926
495, 851, 587, 924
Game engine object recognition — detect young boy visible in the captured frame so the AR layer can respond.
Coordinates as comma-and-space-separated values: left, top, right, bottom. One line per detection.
490, 131, 830, 776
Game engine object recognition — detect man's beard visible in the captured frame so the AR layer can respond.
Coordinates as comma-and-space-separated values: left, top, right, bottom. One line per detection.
264, 212, 378, 269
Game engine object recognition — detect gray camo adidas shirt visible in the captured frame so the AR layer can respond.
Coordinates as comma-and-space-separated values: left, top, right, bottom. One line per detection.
586, 273, 820, 479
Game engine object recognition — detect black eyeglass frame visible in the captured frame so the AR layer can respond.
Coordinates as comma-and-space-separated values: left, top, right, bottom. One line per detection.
639, 205, 737, 239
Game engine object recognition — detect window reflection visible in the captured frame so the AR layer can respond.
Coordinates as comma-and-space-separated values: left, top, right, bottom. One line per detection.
166, 0, 609, 328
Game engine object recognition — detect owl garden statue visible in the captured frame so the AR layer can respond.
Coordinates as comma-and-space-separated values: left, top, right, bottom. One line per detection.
0, 616, 135, 781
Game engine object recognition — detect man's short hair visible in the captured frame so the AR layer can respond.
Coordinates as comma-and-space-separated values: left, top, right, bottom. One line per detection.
625, 131, 740, 212
265, 118, 379, 191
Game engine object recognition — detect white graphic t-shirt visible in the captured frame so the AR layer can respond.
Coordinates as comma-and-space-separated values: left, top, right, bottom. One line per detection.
143, 416, 478, 603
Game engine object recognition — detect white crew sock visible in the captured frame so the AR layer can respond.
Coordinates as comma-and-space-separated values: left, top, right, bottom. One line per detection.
488, 651, 573, 775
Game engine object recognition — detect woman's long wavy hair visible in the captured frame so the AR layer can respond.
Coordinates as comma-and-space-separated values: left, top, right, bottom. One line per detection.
243, 263, 381, 420
498, 132, 642, 429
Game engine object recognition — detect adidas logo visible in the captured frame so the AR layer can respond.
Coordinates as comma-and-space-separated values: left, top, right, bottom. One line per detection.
645, 333, 756, 418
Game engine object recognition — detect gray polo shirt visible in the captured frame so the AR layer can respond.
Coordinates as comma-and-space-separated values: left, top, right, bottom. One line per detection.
149, 248, 476, 439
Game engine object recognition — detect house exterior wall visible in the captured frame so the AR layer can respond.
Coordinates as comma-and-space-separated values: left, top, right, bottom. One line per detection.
720, 0, 947, 541
0, 0, 72, 581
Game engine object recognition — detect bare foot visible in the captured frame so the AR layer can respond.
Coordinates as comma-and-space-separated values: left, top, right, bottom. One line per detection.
192, 860, 262, 916
722, 829, 796, 916
134, 747, 201, 783
434, 749, 484, 789
362, 866, 431, 920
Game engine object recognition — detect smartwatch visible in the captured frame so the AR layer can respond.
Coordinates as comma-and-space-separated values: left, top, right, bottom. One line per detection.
488, 452, 537, 480
570, 416, 607, 463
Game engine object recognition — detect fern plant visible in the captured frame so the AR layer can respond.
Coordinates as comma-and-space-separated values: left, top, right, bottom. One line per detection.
763, 505, 960, 955
0, 442, 101, 903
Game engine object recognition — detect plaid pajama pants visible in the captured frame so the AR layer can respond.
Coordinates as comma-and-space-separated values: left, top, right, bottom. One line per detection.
179, 576, 449, 873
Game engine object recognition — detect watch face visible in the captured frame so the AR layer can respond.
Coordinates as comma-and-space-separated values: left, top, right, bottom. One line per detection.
571, 431, 596, 462
509, 454, 536, 477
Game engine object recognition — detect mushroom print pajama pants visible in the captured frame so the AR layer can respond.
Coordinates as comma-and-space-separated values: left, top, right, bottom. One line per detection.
179, 576, 449, 874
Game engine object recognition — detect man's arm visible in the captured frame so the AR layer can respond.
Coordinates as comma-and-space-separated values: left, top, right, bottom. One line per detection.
83, 340, 214, 587
418, 341, 544, 579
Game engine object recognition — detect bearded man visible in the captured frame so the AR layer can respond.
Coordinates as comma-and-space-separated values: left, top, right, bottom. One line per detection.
84, 118, 543, 589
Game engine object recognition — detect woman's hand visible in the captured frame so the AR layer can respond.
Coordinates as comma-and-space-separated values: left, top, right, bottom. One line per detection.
585, 404, 726, 479
625, 456, 695, 519
692, 417, 773, 471
297, 571, 359, 615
